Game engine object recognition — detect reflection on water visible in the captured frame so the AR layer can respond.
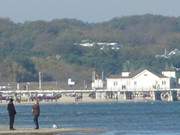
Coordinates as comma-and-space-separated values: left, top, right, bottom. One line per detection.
1, 102, 180, 135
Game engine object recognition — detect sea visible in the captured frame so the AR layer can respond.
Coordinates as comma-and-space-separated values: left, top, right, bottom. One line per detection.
1, 102, 180, 135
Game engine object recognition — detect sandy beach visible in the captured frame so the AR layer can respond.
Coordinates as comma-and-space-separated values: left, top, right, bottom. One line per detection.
0, 128, 104, 135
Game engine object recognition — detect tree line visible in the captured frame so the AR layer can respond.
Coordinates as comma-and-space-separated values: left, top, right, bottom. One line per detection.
0, 14, 180, 82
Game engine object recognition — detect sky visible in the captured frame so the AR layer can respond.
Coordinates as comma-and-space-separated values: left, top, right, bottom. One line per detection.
0, 0, 180, 23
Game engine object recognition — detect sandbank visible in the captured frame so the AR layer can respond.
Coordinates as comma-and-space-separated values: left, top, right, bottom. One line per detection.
0, 128, 104, 135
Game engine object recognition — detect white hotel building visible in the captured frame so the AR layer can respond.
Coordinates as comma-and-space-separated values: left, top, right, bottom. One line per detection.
106, 69, 176, 91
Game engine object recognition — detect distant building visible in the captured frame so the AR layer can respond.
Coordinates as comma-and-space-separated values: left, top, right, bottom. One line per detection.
178, 78, 180, 85
106, 69, 176, 91
162, 71, 176, 78
91, 71, 104, 89
68, 78, 75, 86
155, 48, 180, 59
92, 79, 103, 89
74, 41, 122, 50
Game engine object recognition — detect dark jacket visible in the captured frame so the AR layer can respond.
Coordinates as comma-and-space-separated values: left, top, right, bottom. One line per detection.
7, 102, 16, 116
32, 103, 40, 116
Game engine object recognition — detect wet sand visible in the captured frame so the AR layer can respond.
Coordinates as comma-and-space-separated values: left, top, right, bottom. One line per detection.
0, 128, 104, 135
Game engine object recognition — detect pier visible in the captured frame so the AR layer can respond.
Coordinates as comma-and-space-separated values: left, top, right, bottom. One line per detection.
1, 88, 180, 103
0, 69, 179, 103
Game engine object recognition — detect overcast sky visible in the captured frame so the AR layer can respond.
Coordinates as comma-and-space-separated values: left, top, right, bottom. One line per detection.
0, 0, 180, 23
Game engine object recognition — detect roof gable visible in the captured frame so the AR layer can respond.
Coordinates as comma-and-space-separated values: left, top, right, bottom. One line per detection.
132, 69, 159, 79
107, 69, 168, 79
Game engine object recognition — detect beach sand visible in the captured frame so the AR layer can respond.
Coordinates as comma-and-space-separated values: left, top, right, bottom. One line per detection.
0, 128, 104, 135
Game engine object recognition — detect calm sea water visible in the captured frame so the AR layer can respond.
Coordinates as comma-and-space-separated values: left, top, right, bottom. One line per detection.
1, 102, 180, 135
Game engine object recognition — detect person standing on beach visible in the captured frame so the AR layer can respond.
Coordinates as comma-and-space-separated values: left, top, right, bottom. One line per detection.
32, 99, 40, 129
7, 98, 16, 130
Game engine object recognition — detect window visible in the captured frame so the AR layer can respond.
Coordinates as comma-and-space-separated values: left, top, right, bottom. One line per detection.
114, 81, 118, 86
162, 81, 166, 85
134, 81, 137, 85
122, 85, 126, 90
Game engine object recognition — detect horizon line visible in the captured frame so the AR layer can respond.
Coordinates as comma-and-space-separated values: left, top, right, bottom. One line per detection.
1, 13, 180, 24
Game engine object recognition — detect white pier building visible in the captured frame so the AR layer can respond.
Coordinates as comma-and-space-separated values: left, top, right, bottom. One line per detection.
104, 69, 177, 101
106, 69, 175, 91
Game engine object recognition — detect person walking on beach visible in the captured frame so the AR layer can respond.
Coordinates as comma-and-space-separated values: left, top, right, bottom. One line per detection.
7, 98, 16, 130
32, 99, 40, 129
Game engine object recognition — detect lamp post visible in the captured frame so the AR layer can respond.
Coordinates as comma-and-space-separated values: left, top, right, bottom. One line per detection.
39, 72, 42, 90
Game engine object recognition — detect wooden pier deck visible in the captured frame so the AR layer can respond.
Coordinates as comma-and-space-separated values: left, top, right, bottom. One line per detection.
0, 128, 104, 135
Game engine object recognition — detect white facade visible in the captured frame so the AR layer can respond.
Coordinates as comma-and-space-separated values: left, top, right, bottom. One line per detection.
107, 69, 171, 91
68, 78, 75, 86
178, 78, 180, 85
92, 79, 103, 89
121, 72, 130, 77
162, 71, 176, 78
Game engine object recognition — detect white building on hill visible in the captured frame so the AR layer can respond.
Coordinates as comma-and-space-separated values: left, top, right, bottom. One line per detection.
107, 69, 176, 91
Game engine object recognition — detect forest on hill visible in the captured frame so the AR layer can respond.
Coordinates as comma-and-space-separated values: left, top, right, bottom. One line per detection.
0, 14, 180, 83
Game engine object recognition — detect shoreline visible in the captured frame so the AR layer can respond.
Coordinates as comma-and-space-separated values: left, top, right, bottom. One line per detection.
0, 99, 124, 106
0, 92, 169, 106
0, 98, 158, 106
0, 128, 104, 135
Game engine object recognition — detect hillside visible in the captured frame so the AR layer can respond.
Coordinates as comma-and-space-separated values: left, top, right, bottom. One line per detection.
0, 14, 180, 82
